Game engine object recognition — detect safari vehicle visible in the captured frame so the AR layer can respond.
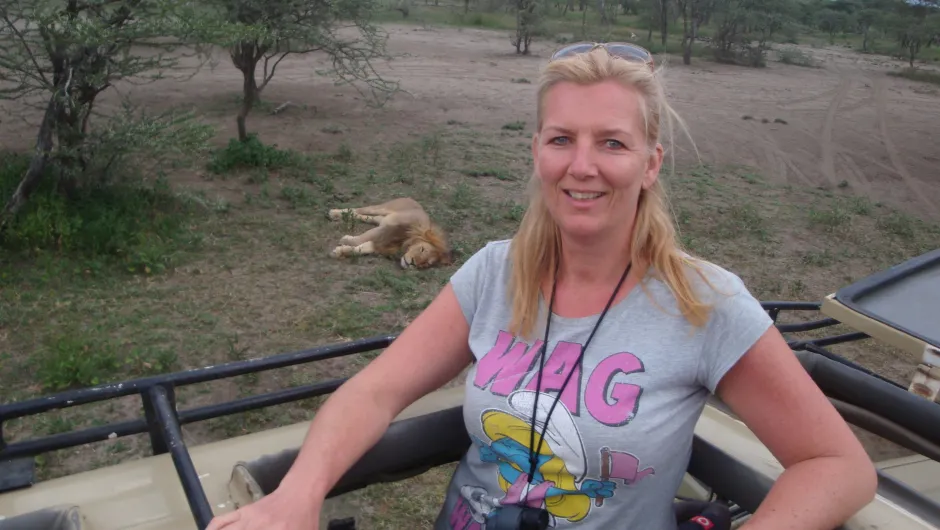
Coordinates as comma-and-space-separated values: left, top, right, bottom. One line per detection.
1, 249, 939, 530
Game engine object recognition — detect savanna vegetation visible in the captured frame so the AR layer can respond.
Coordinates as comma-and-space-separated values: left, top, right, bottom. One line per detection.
1, 0, 938, 526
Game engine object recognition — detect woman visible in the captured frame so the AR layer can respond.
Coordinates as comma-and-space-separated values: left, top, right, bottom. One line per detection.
208, 43, 877, 530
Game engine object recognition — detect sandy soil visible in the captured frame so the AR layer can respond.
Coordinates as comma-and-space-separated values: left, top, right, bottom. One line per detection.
2, 25, 938, 219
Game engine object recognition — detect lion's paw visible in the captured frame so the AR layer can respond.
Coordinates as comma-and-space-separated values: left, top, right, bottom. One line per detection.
330, 245, 352, 258
339, 235, 357, 245
328, 208, 352, 222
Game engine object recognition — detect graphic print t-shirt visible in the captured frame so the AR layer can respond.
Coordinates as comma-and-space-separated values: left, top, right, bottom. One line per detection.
432, 240, 773, 530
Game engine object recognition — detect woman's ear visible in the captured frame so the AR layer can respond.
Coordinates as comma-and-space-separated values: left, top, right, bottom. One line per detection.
643, 143, 664, 190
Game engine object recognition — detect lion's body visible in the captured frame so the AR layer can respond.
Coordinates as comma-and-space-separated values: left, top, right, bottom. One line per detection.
328, 197, 452, 269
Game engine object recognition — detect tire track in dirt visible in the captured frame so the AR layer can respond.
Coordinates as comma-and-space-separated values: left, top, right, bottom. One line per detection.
873, 77, 937, 213
748, 120, 788, 183
820, 75, 853, 189
747, 120, 815, 187
778, 88, 838, 109
838, 152, 872, 196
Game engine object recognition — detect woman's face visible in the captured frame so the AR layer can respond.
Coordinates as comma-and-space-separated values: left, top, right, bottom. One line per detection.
532, 79, 663, 243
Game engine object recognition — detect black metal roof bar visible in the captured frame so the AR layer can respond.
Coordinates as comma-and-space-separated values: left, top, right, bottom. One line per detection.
760, 301, 822, 311
0, 335, 394, 421
776, 317, 841, 333
149, 385, 215, 529
797, 341, 905, 390
1, 377, 349, 460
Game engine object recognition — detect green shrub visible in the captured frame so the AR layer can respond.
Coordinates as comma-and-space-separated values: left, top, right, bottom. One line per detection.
0, 152, 196, 274
207, 134, 300, 174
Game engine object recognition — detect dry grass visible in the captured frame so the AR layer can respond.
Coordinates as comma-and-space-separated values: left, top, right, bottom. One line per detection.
2, 21, 939, 528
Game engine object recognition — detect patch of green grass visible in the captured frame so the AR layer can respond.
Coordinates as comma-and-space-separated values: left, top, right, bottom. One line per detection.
800, 249, 835, 267
0, 151, 202, 276
876, 211, 917, 240
207, 134, 301, 174
887, 67, 940, 87
34, 331, 122, 391
462, 167, 514, 181
669, 165, 939, 305
808, 205, 851, 234
710, 202, 772, 242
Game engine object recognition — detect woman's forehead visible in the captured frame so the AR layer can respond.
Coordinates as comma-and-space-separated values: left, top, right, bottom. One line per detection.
541, 83, 645, 130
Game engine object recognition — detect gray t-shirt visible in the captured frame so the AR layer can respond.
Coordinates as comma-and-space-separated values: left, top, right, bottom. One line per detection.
433, 239, 773, 530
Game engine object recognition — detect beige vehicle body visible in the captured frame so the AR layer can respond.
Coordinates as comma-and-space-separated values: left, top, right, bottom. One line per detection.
2, 249, 939, 530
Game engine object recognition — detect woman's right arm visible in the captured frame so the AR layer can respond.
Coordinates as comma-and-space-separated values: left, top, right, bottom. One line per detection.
207, 283, 474, 530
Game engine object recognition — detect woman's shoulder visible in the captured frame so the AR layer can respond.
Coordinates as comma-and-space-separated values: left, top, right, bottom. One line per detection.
476, 238, 513, 259
449, 239, 513, 323
457, 239, 513, 274
644, 253, 751, 305
685, 256, 751, 299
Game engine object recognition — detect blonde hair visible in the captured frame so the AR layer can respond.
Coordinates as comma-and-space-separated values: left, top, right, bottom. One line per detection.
508, 47, 715, 339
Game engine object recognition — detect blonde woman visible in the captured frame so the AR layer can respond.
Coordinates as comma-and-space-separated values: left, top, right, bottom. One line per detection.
208, 43, 877, 530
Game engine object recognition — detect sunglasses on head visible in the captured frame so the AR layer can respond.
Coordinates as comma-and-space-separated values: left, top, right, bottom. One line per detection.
550, 42, 654, 67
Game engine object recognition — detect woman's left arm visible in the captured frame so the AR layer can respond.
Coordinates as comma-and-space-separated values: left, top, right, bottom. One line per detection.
716, 326, 878, 530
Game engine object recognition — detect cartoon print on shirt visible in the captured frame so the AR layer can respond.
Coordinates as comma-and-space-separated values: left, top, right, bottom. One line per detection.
457, 390, 653, 527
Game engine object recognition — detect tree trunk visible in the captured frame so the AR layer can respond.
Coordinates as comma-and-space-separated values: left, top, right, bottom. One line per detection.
596, 0, 609, 24
237, 66, 259, 142
683, 10, 697, 64
0, 95, 58, 230
660, 0, 668, 46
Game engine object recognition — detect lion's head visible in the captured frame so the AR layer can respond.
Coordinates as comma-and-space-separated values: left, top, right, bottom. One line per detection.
400, 227, 452, 269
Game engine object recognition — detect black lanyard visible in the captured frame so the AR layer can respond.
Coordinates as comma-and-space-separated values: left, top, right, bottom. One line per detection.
525, 259, 633, 488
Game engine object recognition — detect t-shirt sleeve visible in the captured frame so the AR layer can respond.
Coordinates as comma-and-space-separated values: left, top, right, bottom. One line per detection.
697, 268, 774, 394
449, 242, 496, 325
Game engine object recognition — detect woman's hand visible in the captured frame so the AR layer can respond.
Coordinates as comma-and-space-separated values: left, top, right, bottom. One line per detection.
206, 488, 321, 530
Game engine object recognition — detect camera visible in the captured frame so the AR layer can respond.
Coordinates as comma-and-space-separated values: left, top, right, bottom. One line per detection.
484, 505, 550, 530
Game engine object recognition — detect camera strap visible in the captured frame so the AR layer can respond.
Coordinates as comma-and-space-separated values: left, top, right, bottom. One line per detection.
524, 257, 632, 498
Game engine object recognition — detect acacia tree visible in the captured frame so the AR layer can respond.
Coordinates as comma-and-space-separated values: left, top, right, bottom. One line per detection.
217, 0, 400, 142
677, 0, 714, 64
882, 1, 940, 68
817, 8, 853, 44
511, 0, 542, 54
712, 0, 792, 66
0, 0, 251, 228
856, 7, 881, 51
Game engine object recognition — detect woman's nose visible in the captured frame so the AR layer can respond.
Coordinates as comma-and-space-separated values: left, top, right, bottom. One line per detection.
567, 141, 598, 180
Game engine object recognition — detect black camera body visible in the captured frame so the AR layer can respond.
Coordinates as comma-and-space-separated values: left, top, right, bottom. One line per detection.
484, 505, 550, 530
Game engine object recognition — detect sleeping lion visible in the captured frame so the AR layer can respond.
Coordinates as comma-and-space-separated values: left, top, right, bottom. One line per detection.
327, 197, 453, 269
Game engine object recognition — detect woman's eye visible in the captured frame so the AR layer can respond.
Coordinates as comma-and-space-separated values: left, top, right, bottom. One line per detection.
606, 139, 625, 149
549, 136, 569, 145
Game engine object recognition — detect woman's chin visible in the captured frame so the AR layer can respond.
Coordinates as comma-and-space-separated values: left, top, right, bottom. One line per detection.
555, 218, 607, 240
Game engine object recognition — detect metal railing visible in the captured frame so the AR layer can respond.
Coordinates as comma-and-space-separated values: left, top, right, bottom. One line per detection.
0, 303, 873, 529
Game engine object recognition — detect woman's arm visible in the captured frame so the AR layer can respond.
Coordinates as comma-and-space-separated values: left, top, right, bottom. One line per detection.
277, 283, 473, 499
207, 283, 474, 529
716, 327, 878, 530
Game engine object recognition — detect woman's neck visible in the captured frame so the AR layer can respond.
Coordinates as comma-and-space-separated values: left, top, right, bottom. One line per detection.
557, 232, 633, 288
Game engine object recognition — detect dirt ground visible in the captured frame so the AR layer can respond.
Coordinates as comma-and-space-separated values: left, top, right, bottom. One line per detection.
6, 25, 937, 217
1, 22, 939, 528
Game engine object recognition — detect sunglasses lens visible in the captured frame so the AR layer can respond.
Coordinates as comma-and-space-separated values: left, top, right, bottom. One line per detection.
606, 43, 653, 63
550, 42, 654, 66
551, 43, 595, 61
